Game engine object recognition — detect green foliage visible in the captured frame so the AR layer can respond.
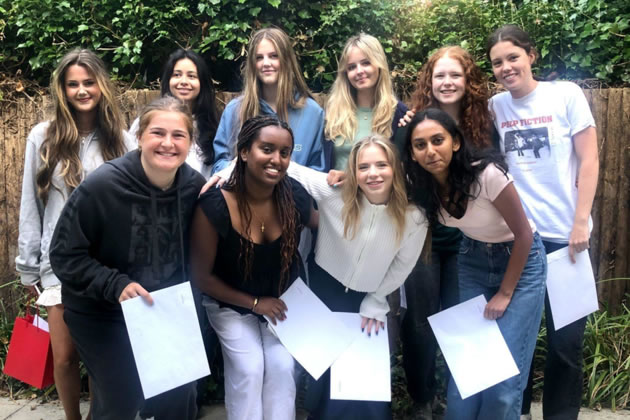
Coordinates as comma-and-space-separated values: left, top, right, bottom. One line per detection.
0, 0, 628, 93
390, 0, 630, 95
0, 0, 397, 90
582, 302, 630, 410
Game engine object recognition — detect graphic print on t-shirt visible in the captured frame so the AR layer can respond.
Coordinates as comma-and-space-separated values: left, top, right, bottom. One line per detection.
504, 127, 554, 179
504, 127, 550, 159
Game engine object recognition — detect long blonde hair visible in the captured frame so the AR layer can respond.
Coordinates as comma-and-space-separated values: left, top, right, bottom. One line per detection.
36, 49, 127, 203
239, 27, 312, 125
341, 135, 408, 243
325, 34, 398, 144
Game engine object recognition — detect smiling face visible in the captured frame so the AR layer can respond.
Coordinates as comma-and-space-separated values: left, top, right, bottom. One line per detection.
168, 58, 200, 105
255, 38, 281, 87
138, 110, 191, 183
431, 55, 466, 107
489, 40, 537, 98
345, 47, 379, 94
356, 144, 393, 205
241, 125, 293, 187
64, 64, 102, 115
409, 118, 460, 185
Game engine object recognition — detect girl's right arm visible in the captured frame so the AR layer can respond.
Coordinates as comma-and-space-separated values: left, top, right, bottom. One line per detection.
486, 182, 534, 320
285, 161, 334, 202
16, 132, 45, 287
190, 206, 287, 324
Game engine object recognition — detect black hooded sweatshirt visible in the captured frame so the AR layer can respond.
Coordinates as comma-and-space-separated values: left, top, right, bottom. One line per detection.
50, 150, 205, 318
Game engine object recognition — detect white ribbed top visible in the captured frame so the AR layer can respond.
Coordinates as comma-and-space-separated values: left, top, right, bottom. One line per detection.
287, 163, 428, 321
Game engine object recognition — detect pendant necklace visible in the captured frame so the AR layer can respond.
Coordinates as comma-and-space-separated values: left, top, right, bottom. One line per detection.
250, 207, 266, 233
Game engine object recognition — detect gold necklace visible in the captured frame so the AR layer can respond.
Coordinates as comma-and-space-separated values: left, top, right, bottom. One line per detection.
250, 207, 266, 233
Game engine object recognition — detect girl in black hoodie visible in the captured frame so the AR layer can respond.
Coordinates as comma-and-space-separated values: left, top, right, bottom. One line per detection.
50, 96, 205, 420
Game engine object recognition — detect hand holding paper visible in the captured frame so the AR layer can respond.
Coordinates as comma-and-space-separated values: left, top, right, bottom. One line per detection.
264, 279, 355, 380
546, 247, 598, 330
428, 295, 519, 399
121, 282, 210, 399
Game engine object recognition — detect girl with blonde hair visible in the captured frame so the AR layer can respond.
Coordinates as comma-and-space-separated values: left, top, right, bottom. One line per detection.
325, 33, 408, 170
213, 27, 326, 173
16, 48, 134, 420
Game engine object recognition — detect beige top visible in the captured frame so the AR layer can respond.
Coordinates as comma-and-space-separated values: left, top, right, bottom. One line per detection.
439, 163, 536, 243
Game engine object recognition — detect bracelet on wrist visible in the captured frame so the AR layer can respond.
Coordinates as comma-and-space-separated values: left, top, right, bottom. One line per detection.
251, 296, 259, 312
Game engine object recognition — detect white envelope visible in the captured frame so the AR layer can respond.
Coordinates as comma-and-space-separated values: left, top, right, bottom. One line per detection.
265, 279, 355, 380
546, 247, 599, 330
330, 312, 391, 402
428, 295, 519, 399
121, 282, 210, 399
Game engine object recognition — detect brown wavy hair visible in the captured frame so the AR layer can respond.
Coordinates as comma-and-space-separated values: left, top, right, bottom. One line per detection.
411, 46, 492, 149
239, 27, 312, 125
36, 49, 127, 203
224, 115, 302, 294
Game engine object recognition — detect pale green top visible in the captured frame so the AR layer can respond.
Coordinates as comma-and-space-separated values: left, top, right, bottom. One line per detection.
333, 107, 373, 170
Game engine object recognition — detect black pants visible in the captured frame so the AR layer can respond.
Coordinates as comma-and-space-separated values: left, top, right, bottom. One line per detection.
64, 309, 197, 420
521, 241, 587, 420
401, 249, 458, 404
305, 262, 392, 420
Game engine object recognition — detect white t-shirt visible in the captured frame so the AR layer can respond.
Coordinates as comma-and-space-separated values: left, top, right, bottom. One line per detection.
439, 163, 536, 243
490, 81, 595, 242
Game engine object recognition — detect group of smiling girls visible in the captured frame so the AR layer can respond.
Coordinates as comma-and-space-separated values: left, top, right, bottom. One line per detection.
17, 21, 597, 420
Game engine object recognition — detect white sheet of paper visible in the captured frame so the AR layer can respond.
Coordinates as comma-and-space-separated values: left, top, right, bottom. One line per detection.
428, 295, 519, 399
121, 282, 210, 399
265, 278, 355, 380
546, 247, 598, 330
330, 312, 390, 402
32, 314, 49, 332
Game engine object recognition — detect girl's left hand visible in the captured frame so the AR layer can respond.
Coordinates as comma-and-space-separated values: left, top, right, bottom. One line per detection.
360, 316, 385, 336
484, 292, 512, 320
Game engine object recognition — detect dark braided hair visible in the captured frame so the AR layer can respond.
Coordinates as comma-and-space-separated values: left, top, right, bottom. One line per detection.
402, 108, 508, 227
223, 115, 302, 295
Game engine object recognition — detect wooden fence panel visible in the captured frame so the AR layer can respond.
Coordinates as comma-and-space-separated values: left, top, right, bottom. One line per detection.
0, 88, 628, 318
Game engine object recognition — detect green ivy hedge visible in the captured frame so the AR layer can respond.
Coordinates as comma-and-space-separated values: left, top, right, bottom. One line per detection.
1, 0, 628, 92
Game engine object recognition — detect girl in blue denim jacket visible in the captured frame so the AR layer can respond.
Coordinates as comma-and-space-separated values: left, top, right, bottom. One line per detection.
402, 108, 546, 420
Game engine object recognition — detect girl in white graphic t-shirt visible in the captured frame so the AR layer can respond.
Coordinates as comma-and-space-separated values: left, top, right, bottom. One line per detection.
487, 24, 599, 420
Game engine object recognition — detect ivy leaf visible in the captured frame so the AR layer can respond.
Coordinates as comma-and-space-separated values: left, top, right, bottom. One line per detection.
268, 0, 281, 8
77, 24, 89, 32
249, 7, 261, 16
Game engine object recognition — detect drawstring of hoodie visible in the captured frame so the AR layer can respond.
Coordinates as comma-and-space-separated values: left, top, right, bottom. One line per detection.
150, 190, 162, 281
176, 186, 186, 282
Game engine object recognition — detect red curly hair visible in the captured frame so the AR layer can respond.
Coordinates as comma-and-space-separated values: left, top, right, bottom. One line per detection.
411, 46, 492, 149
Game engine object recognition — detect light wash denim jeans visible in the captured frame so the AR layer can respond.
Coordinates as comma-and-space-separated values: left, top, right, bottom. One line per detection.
445, 233, 546, 420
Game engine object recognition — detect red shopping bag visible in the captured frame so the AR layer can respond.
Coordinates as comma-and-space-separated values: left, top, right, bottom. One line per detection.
3, 313, 55, 389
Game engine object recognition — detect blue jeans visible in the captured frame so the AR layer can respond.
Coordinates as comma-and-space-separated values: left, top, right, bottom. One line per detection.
445, 233, 546, 420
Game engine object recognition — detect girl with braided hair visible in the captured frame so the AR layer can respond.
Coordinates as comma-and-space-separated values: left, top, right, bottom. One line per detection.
209, 134, 428, 419
191, 115, 316, 420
